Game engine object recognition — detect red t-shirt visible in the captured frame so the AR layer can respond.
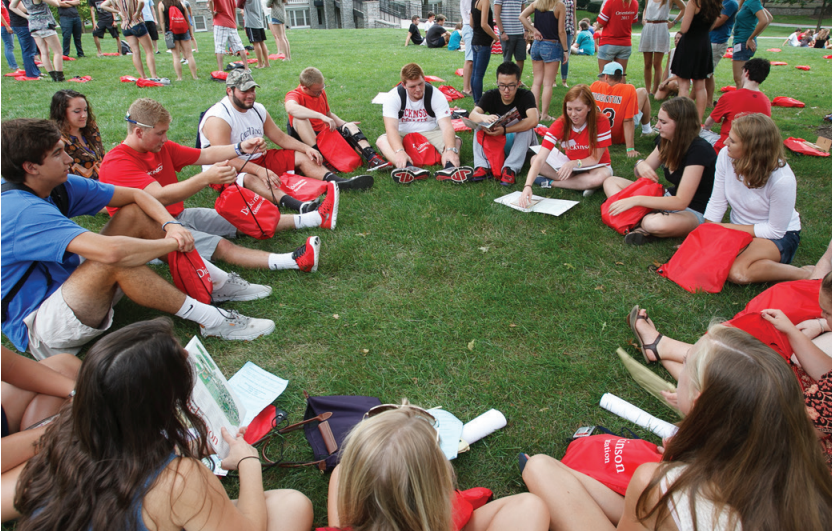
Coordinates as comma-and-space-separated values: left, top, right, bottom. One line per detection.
589, 80, 638, 145
285, 85, 331, 134
212, 0, 236, 28
542, 114, 612, 165
597, 0, 638, 46
1, 4, 10, 25
99, 141, 201, 217
709, 88, 771, 153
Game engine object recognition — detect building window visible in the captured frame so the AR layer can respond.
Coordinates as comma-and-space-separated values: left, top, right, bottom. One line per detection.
287, 8, 310, 27
193, 14, 208, 31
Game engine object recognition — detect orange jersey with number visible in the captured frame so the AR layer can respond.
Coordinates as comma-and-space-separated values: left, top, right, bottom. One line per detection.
590, 81, 638, 145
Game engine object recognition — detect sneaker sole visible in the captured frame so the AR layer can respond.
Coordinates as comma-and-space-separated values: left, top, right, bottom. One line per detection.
320, 183, 339, 230
202, 319, 276, 341
436, 166, 474, 184
367, 160, 393, 172
392, 168, 430, 184
212, 285, 273, 303
337, 174, 374, 191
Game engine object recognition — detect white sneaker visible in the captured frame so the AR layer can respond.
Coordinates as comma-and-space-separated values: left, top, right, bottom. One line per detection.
582, 188, 597, 197
201, 309, 275, 341
211, 273, 272, 302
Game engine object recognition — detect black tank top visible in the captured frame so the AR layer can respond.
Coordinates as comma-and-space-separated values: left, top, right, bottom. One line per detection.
471, 0, 494, 46
534, 8, 559, 41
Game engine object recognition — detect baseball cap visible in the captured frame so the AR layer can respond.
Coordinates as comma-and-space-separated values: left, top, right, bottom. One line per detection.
226, 69, 260, 91
598, 62, 624, 77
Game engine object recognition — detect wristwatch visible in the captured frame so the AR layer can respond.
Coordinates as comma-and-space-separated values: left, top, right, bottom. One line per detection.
444, 147, 459, 154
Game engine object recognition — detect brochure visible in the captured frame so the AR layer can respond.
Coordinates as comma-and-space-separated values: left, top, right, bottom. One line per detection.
494, 191, 579, 217
462, 107, 521, 132
528, 145, 605, 172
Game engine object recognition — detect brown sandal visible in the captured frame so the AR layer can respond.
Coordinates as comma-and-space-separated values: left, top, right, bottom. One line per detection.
626, 305, 663, 364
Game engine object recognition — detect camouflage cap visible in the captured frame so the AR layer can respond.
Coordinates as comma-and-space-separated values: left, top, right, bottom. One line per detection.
226, 69, 260, 91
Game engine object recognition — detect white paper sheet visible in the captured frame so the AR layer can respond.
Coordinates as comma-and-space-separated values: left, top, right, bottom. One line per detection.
228, 361, 289, 426
528, 145, 606, 172
494, 191, 579, 217
429, 408, 464, 460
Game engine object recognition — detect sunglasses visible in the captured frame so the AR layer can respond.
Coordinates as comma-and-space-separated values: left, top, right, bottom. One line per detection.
124, 112, 153, 128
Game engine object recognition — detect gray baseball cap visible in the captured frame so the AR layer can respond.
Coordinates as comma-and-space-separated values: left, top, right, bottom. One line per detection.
226, 69, 260, 91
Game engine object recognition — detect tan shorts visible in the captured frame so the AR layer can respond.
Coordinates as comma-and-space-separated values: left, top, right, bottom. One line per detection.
23, 284, 121, 360
381, 127, 460, 156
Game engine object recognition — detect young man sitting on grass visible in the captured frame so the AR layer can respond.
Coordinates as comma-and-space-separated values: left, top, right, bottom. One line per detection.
99, 98, 330, 277
1, 119, 276, 359
284, 66, 391, 173
590, 61, 653, 158
199, 70, 373, 206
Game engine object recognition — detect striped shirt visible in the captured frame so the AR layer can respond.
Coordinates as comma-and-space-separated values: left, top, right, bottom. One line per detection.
542, 114, 612, 165
495, 0, 525, 36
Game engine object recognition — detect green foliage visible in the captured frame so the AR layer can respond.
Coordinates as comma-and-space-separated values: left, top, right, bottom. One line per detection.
1, 28, 831, 529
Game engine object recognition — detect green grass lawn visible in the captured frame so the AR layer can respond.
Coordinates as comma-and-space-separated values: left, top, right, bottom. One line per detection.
1, 27, 831, 527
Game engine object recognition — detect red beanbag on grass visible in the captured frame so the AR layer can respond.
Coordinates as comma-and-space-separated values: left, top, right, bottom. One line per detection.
771, 61, 788, 66
425, 75, 446, 82
795, 65, 811, 71
772, 96, 805, 107
720, 85, 737, 92
120, 75, 138, 82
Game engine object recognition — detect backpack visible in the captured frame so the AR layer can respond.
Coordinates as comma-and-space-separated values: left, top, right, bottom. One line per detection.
168, 5, 189, 34
1, 181, 70, 324
397, 83, 435, 119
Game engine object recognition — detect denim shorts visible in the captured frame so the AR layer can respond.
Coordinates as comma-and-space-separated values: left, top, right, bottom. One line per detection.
661, 190, 706, 224
271, 17, 284, 24
598, 43, 632, 61
530, 40, 564, 63
771, 230, 801, 264
122, 22, 148, 38
732, 40, 755, 61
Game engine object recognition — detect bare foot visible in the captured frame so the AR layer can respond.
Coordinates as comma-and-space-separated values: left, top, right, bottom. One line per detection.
562, 81, 568, 87
96, 52, 104, 58
634, 309, 662, 362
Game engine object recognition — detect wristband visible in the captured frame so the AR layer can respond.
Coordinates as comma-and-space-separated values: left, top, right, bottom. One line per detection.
237, 455, 260, 469
234, 142, 244, 157
503, 125, 507, 135
523, 184, 532, 188
394, 148, 405, 154
626, 148, 634, 152
162, 221, 182, 232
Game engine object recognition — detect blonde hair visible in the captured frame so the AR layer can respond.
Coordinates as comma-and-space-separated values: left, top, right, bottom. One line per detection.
299, 66, 324, 88
729, 113, 786, 189
337, 403, 454, 531
126, 98, 170, 132
400, 63, 425, 83
533, 0, 558, 12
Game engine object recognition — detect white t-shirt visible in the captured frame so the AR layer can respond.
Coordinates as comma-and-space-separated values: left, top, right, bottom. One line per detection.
704, 147, 801, 240
198, 96, 269, 170
787, 33, 801, 46
382, 85, 452, 134
460, 0, 471, 27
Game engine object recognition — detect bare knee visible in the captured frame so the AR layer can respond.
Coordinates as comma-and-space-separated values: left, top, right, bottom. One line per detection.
265, 489, 313, 530
521, 454, 554, 489
727, 262, 753, 284
640, 213, 664, 234
211, 238, 235, 261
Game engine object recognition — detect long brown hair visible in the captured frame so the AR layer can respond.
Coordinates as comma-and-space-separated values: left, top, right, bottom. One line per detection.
657, 97, 701, 173
729, 113, 786, 189
636, 325, 832, 531
48, 89, 104, 155
558, 84, 599, 152
15, 319, 212, 531
693, 0, 722, 28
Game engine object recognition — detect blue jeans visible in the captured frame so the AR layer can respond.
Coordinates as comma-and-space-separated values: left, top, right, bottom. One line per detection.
471, 43, 492, 103
561, 31, 572, 80
60, 15, 84, 56
12, 25, 39, 78
2, 29, 17, 69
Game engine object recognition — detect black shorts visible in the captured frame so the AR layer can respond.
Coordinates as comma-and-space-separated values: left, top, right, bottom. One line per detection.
92, 22, 119, 39
145, 20, 158, 40
245, 27, 266, 43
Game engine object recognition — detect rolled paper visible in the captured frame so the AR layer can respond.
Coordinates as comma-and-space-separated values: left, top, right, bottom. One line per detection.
461, 409, 507, 444
600, 393, 678, 440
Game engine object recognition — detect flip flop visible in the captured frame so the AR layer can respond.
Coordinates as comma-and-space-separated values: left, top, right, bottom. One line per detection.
626, 305, 663, 364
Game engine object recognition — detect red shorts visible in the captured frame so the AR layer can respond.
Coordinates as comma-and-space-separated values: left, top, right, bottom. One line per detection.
249, 149, 295, 174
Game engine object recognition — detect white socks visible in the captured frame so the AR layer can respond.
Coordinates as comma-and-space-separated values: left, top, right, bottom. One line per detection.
268, 252, 298, 270
201, 259, 229, 290
642, 123, 653, 134
293, 212, 321, 230
176, 296, 225, 328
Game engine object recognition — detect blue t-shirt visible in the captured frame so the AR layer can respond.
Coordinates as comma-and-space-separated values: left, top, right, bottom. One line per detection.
733, 0, 762, 43
448, 29, 462, 50
1, 175, 114, 351
575, 29, 594, 54
710, 0, 738, 43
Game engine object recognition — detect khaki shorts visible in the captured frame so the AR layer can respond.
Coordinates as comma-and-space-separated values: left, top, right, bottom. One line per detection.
382, 127, 460, 156
711, 41, 729, 69
23, 285, 122, 360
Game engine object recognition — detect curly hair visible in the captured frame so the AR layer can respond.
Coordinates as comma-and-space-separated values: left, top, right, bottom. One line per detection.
729, 113, 786, 189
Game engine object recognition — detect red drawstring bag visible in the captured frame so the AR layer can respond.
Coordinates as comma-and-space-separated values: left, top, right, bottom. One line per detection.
655, 224, 753, 293
102, 52, 120, 56
720, 85, 737, 93
316, 128, 362, 172
68, 75, 92, 83
425, 75, 446, 83
770, 61, 788, 66
722, 51, 733, 58
120, 75, 138, 82
725, 313, 793, 363
784, 137, 830, 157
279, 173, 329, 202
62, 55, 76, 61
825, 55, 833, 59
211, 70, 228, 81
561, 435, 663, 496
403, 132, 442, 166
136, 78, 164, 88
796, 65, 811, 71
772, 97, 805, 108
600, 178, 663, 235
439, 85, 465, 100
215, 184, 280, 240
734, 279, 823, 324
452, 119, 472, 132
455, 68, 464, 76
247, 58, 259, 64
452, 488, 493, 531
476, 130, 507, 175
168, 249, 213, 304
767, 48, 781, 52
244, 404, 278, 444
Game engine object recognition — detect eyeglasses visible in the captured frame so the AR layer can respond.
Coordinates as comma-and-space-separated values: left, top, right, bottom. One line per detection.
304, 84, 326, 95
497, 83, 518, 91
364, 403, 441, 441
124, 112, 153, 128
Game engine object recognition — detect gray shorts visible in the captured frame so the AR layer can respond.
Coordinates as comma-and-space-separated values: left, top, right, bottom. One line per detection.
598, 44, 632, 62
502, 34, 527, 62
711, 41, 729, 69
661, 189, 706, 224
24, 284, 122, 360
31, 28, 58, 39
176, 208, 238, 258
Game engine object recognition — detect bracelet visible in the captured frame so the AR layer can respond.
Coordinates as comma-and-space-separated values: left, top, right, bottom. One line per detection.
68, 389, 76, 398
503, 125, 507, 134
237, 455, 260, 468
626, 148, 634, 152
234, 142, 244, 157
161, 221, 182, 232
523, 184, 532, 188
394, 148, 405, 154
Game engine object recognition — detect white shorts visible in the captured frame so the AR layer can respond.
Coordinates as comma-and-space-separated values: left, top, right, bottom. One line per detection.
23, 284, 122, 360
213, 24, 245, 54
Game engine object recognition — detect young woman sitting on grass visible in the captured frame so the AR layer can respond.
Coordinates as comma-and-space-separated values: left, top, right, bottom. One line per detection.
602, 97, 716, 246
323, 401, 549, 531
704, 113, 811, 284
519, 84, 612, 205
522, 324, 832, 531
11, 318, 313, 531
50, 90, 106, 180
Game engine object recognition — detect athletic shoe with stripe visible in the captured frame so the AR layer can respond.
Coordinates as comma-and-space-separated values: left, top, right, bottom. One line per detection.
391, 166, 430, 184
200, 309, 275, 341
435, 166, 474, 184
212, 273, 273, 302
293, 236, 321, 272
318, 182, 339, 230
367, 155, 392, 172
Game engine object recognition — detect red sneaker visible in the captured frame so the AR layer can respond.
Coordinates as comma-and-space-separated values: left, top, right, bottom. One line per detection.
318, 182, 339, 230
293, 236, 321, 272
470, 167, 491, 182
500, 168, 516, 186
